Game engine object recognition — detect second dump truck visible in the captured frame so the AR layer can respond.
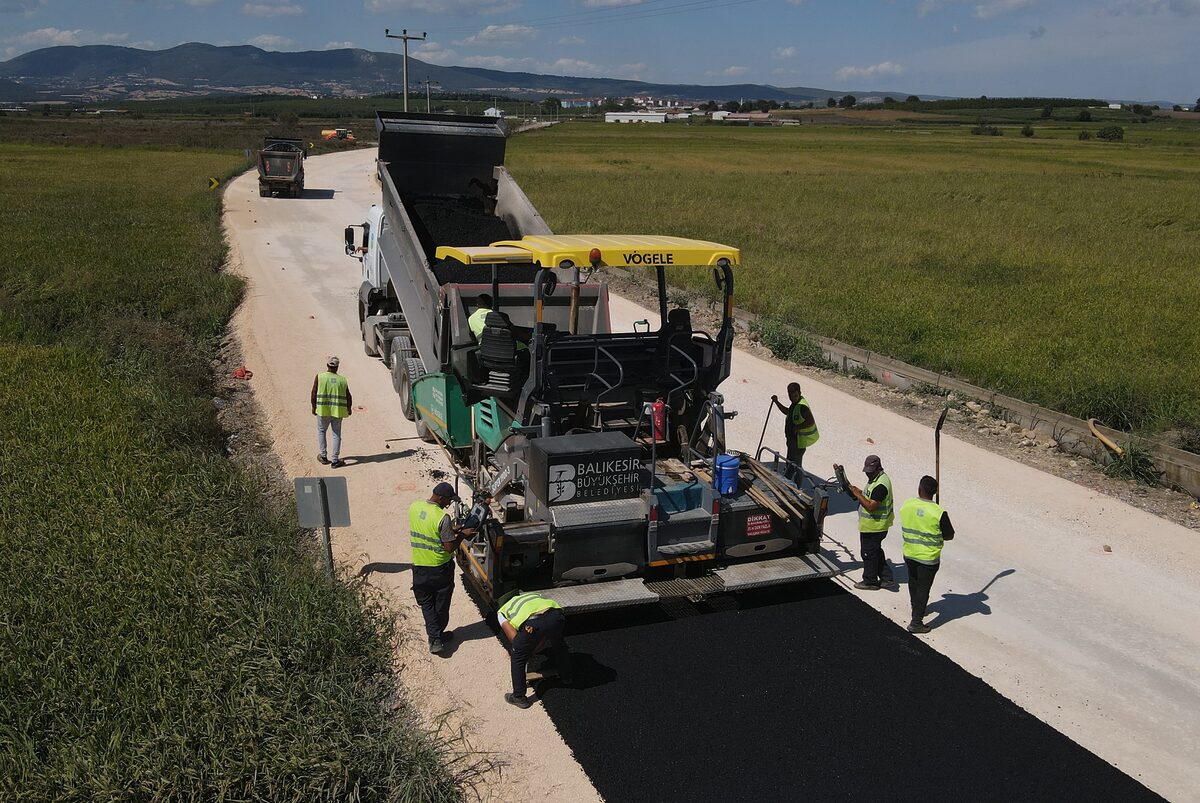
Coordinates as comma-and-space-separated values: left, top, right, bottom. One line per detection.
257, 137, 305, 198
345, 111, 840, 612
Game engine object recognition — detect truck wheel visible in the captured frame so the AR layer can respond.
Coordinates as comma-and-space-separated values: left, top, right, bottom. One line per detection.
405, 358, 436, 442
390, 337, 413, 395
394, 352, 415, 421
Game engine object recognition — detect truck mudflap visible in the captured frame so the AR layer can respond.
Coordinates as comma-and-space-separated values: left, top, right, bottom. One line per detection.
542, 553, 844, 613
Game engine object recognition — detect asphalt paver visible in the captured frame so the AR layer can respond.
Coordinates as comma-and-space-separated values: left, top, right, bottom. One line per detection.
540, 581, 1162, 803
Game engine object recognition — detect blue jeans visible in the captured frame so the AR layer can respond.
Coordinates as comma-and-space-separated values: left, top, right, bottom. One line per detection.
316, 416, 343, 461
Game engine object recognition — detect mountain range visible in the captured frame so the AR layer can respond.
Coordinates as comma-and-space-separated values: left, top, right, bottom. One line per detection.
0, 43, 920, 105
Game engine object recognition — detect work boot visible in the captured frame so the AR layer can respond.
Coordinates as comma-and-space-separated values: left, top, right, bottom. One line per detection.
880, 579, 899, 590
331, 460, 345, 468
505, 693, 533, 709
317, 455, 330, 465
429, 637, 445, 655
439, 629, 454, 642
907, 621, 931, 634
853, 581, 881, 591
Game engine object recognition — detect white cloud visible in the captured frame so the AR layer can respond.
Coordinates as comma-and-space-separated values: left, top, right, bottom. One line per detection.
1106, 0, 1200, 15
772, 46, 796, 59
7, 27, 131, 48
324, 40, 355, 49
0, 0, 44, 13
414, 40, 457, 64
247, 34, 294, 49
549, 57, 604, 75
243, 1, 304, 16
834, 61, 904, 82
365, 0, 518, 13
616, 61, 646, 79
723, 65, 749, 76
459, 54, 538, 69
919, 0, 1037, 17
973, 0, 1035, 19
456, 24, 537, 46
558, 35, 585, 45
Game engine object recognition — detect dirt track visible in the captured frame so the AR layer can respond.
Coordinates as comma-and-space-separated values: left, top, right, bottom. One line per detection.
223, 148, 1200, 801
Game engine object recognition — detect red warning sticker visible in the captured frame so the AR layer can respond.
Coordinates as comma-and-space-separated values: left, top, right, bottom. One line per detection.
746, 514, 773, 537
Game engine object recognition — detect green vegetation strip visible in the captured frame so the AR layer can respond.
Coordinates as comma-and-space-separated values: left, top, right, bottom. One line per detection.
508, 124, 1200, 433
0, 144, 460, 800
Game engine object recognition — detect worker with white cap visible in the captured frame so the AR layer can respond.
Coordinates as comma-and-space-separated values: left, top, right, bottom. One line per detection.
311, 355, 352, 468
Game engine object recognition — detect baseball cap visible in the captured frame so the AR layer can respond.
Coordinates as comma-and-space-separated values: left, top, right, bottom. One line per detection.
432, 481, 458, 500
863, 455, 882, 473
327, 355, 340, 368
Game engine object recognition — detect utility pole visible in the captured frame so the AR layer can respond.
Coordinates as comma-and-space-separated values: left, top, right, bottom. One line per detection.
419, 78, 440, 114
384, 28, 426, 112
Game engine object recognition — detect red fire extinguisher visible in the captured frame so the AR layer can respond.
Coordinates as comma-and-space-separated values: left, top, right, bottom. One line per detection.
652, 397, 667, 441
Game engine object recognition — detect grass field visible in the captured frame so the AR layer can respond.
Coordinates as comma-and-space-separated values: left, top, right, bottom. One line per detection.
0, 144, 461, 800
507, 123, 1200, 435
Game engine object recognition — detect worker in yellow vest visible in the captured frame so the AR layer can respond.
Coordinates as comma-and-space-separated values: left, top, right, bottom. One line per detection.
846, 454, 897, 591
409, 482, 472, 654
898, 475, 956, 634
497, 590, 571, 709
771, 382, 818, 481
468, 293, 493, 339
311, 356, 352, 468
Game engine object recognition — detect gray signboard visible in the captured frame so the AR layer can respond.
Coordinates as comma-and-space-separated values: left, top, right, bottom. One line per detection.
294, 476, 351, 528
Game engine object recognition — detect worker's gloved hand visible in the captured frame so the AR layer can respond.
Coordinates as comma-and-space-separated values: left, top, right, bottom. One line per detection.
771, 395, 778, 402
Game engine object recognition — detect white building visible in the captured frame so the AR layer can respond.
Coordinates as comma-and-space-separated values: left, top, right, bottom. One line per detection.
605, 111, 668, 123
483, 107, 504, 118
711, 110, 732, 121
1107, 103, 1122, 110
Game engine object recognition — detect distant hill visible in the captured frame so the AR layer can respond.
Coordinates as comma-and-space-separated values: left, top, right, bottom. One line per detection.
0, 43, 920, 104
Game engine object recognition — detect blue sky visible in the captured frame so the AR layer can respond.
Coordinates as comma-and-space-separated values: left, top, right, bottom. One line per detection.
2, 1, 1197, 101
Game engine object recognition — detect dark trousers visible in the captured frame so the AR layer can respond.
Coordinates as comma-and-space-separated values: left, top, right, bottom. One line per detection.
860, 532, 893, 584
412, 562, 454, 641
510, 608, 570, 697
784, 444, 806, 480
904, 558, 940, 625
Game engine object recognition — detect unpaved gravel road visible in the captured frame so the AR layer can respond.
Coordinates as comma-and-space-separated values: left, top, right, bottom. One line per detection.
224, 149, 1200, 801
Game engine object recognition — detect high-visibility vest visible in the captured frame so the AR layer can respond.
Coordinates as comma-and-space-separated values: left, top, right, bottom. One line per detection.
858, 472, 894, 534
499, 592, 562, 628
409, 500, 452, 567
792, 397, 819, 448
900, 497, 946, 565
468, 307, 490, 338
314, 371, 350, 418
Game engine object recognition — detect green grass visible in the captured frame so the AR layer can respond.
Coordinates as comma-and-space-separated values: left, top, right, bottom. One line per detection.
0, 144, 462, 800
508, 123, 1200, 433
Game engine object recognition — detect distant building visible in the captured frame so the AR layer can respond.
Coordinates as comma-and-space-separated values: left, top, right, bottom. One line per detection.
483, 106, 504, 118
560, 97, 602, 109
1108, 103, 1122, 110
605, 111, 668, 123
711, 110, 732, 121
724, 111, 776, 126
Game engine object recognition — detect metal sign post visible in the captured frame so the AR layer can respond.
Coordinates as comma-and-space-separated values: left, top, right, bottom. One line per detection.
294, 476, 351, 579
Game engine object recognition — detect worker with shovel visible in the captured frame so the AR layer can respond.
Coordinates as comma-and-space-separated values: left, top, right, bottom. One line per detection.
497, 590, 572, 709
843, 455, 897, 591
899, 475, 956, 634
771, 382, 819, 480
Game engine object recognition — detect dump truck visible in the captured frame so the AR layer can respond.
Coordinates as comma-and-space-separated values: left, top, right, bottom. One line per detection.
344, 111, 841, 612
257, 137, 305, 198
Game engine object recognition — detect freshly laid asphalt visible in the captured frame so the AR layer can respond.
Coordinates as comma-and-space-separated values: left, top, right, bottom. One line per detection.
539, 581, 1163, 803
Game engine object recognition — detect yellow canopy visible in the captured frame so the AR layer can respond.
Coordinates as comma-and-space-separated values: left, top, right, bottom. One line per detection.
436, 235, 739, 268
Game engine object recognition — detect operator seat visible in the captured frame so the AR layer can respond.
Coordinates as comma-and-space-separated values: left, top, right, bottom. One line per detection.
475, 311, 524, 399
656, 308, 695, 382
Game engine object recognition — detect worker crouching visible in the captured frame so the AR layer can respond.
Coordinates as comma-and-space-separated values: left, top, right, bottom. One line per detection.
498, 590, 572, 709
